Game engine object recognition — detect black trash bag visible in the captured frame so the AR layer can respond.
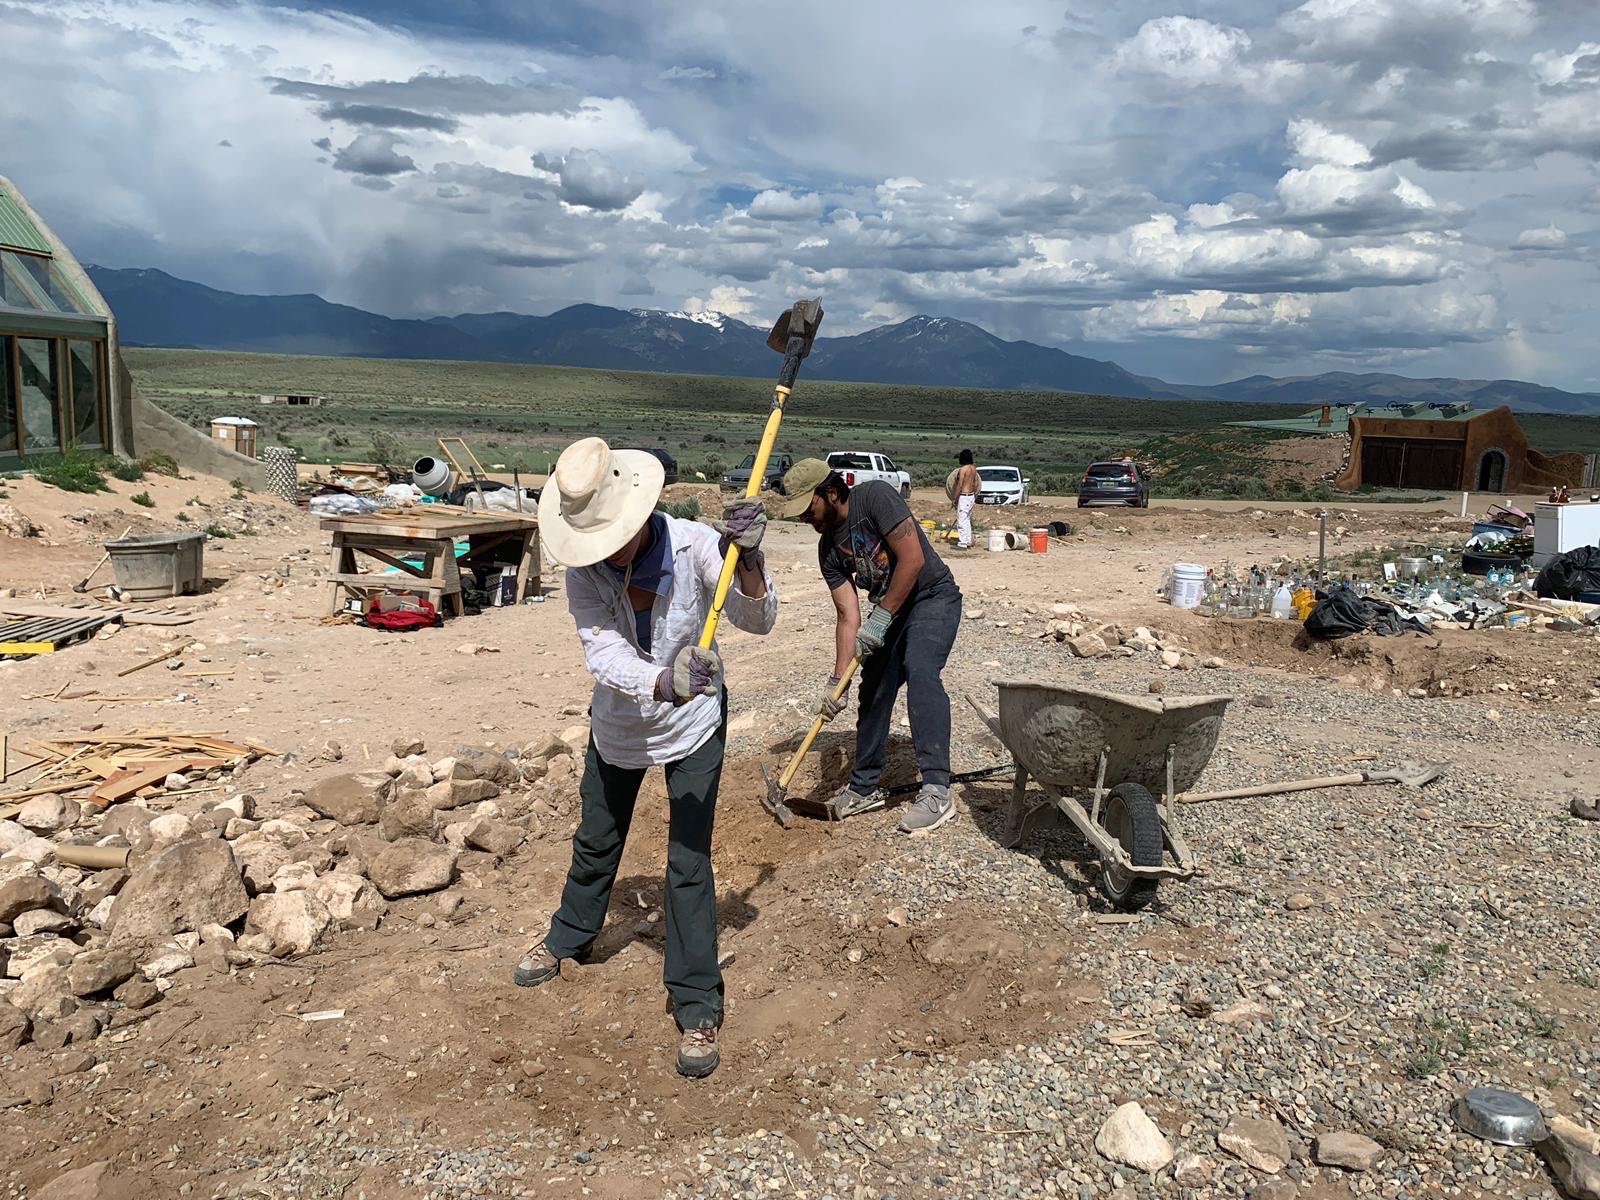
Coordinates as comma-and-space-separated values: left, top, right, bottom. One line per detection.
1304, 586, 1425, 639
1534, 545, 1600, 600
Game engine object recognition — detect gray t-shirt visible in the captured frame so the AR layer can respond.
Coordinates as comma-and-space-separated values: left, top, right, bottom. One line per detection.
818, 480, 956, 603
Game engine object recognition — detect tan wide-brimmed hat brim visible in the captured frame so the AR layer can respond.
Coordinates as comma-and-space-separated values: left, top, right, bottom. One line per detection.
538, 445, 665, 567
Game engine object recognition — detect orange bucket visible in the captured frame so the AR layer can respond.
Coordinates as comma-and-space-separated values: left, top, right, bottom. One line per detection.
1028, 528, 1048, 554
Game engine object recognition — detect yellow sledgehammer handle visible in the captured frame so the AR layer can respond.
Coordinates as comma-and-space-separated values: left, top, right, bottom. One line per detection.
777, 656, 859, 791
696, 384, 791, 650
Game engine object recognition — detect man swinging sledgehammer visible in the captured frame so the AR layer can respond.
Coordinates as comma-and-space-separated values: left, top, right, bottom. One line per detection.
775, 459, 963, 831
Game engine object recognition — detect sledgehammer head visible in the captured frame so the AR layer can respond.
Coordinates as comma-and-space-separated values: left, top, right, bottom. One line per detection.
759, 764, 796, 829
766, 299, 823, 357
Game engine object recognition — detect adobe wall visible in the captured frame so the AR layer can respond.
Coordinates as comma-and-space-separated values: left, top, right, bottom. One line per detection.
125, 373, 271, 491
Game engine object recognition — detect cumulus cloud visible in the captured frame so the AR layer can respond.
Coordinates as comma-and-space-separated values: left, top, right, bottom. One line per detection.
748, 189, 825, 221
333, 132, 416, 177
1113, 16, 1252, 85
1512, 224, 1569, 250
533, 148, 645, 211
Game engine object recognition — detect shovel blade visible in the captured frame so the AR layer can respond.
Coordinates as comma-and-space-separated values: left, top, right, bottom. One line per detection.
1370, 760, 1445, 788
767, 299, 824, 357
759, 764, 796, 828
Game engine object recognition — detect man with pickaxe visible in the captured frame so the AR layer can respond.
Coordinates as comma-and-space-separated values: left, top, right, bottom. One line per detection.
512, 300, 823, 1080
774, 459, 964, 830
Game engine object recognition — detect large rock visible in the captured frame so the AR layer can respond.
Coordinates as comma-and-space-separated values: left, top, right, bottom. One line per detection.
0, 874, 54, 924
369, 839, 457, 899
33, 1161, 138, 1200
1067, 632, 1110, 659
98, 805, 154, 843
230, 835, 295, 896
108, 840, 248, 947
1, 834, 55, 865
1094, 1102, 1174, 1173
465, 818, 525, 859
66, 949, 139, 997
1314, 1131, 1382, 1171
1218, 1116, 1291, 1174
12, 908, 72, 937
425, 777, 500, 811
0, 819, 35, 852
1539, 1123, 1600, 1200
312, 872, 386, 931
379, 793, 437, 842
450, 747, 519, 787
0, 999, 28, 1051
18, 794, 75, 835
245, 892, 333, 957
303, 773, 390, 826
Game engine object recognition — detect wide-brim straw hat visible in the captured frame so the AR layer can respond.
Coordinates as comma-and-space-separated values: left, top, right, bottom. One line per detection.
538, 437, 664, 567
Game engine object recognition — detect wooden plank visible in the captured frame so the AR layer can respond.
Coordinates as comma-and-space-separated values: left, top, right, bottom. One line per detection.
325, 572, 447, 592
90, 764, 173, 806
116, 642, 192, 677
354, 547, 428, 577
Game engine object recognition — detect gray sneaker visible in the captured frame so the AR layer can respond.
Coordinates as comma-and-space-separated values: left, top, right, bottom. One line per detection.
826, 785, 885, 820
898, 785, 956, 834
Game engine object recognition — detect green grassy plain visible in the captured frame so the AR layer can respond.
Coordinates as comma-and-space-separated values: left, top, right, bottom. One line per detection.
125, 347, 1600, 496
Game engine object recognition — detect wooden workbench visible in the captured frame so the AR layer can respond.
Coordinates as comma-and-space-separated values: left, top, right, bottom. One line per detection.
319, 508, 540, 618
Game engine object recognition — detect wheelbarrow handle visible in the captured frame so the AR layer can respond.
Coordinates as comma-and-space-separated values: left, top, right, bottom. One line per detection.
964, 692, 1003, 741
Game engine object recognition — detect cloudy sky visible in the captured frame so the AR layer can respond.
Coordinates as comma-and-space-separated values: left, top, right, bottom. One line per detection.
2, 0, 1598, 390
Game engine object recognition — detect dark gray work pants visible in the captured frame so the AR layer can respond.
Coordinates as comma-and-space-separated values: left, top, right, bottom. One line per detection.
850, 584, 962, 792
544, 699, 726, 1030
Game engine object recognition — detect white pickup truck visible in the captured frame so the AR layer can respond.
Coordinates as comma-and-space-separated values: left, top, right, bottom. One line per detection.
826, 451, 912, 499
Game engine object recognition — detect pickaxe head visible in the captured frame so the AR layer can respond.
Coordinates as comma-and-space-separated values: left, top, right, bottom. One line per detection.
759, 763, 797, 829
1370, 760, 1445, 788
767, 299, 824, 357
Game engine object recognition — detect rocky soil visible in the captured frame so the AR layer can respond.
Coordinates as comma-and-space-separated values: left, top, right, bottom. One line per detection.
2, 470, 1598, 1199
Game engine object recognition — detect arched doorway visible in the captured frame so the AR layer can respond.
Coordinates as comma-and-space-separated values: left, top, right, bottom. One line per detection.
1476, 448, 1507, 492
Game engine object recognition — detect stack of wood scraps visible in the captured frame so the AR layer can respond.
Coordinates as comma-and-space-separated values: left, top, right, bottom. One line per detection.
0, 730, 278, 819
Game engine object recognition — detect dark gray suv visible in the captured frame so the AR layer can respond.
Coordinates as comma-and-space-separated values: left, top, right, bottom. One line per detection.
1077, 460, 1149, 508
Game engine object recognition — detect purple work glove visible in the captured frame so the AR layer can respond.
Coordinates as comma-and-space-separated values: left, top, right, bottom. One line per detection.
713, 499, 768, 557
656, 645, 722, 703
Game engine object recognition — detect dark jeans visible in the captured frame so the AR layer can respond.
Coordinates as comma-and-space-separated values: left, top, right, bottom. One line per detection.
544, 701, 726, 1030
851, 584, 962, 792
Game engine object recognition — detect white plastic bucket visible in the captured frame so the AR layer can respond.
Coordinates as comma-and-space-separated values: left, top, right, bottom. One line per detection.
988, 529, 1008, 552
1170, 562, 1207, 608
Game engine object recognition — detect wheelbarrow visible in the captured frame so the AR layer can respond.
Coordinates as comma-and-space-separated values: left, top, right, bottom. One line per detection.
968, 680, 1232, 911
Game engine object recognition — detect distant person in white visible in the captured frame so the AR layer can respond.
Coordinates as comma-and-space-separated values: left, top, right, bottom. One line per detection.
953, 448, 979, 550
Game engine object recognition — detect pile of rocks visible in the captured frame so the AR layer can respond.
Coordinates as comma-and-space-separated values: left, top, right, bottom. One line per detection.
0, 727, 586, 1057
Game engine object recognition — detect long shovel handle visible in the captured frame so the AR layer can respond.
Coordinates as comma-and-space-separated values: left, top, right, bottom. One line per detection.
1177, 772, 1367, 805
697, 350, 806, 651
777, 657, 860, 791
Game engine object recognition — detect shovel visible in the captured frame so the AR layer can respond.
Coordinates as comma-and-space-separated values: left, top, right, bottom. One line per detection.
761, 656, 857, 828
1178, 760, 1444, 805
75, 525, 132, 593
696, 299, 823, 652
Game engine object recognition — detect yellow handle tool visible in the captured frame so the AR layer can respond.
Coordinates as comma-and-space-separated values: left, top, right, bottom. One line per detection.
696, 299, 823, 651
761, 658, 859, 827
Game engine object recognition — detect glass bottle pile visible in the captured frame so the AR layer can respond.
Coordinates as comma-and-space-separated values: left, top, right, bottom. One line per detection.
1191, 555, 1532, 619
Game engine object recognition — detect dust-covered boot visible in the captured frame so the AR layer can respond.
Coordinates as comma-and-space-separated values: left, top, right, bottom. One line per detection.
825, 784, 885, 820
677, 1025, 720, 1078
512, 942, 561, 988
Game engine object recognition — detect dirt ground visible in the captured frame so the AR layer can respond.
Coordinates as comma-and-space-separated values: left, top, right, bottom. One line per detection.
2, 470, 1597, 1199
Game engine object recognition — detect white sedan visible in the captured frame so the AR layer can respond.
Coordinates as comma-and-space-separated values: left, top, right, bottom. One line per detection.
977, 465, 1030, 505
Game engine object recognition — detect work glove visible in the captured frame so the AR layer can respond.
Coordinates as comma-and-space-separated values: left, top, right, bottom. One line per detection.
657, 645, 722, 704
713, 499, 768, 555
817, 676, 847, 723
855, 605, 894, 660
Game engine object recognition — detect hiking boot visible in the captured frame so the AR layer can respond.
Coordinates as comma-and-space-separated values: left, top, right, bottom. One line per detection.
898, 785, 956, 834
677, 1025, 720, 1078
826, 784, 885, 820
512, 942, 560, 987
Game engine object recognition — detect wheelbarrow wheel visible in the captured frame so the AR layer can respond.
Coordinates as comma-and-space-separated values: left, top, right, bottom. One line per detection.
1100, 782, 1162, 911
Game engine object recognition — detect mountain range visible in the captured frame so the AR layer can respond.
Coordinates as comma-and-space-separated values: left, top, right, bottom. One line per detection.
87, 266, 1600, 416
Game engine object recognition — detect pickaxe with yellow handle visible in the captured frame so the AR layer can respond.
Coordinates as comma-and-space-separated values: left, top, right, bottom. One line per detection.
693, 298, 823, 652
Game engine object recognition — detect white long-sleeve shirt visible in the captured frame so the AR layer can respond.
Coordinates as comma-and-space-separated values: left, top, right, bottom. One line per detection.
566, 515, 777, 769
